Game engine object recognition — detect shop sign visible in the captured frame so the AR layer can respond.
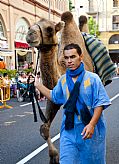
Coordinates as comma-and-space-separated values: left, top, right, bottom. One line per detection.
15, 18, 29, 42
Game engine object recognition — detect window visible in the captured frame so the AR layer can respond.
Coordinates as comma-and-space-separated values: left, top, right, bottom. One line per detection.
112, 15, 119, 30
113, 0, 118, 7
89, 0, 94, 12
0, 21, 4, 38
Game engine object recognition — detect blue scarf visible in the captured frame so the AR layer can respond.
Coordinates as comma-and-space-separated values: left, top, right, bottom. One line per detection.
66, 62, 85, 93
64, 62, 85, 130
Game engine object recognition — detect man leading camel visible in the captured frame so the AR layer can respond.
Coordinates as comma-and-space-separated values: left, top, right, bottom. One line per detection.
31, 43, 111, 164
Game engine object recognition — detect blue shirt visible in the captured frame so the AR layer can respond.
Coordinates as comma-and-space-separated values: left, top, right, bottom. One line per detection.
50, 71, 111, 130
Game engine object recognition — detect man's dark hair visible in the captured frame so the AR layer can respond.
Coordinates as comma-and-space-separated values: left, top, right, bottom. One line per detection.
64, 43, 82, 56
0, 58, 3, 61
37, 71, 40, 76
3, 72, 8, 77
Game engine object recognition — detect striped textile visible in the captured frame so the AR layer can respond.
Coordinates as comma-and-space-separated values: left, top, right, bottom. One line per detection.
82, 32, 117, 86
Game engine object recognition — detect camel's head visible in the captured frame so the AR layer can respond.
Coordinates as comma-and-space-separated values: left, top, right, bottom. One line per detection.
26, 18, 64, 48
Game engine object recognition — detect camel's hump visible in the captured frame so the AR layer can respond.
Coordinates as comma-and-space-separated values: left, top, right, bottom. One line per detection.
61, 11, 73, 23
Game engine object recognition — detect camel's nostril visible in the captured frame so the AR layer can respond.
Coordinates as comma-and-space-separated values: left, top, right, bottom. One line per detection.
27, 40, 30, 43
26, 38, 30, 43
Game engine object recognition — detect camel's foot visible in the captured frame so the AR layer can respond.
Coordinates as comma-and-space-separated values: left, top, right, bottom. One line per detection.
49, 147, 59, 164
40, 123, 50, 140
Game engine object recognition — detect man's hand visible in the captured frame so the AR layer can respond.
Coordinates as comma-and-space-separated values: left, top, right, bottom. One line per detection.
28, 74, 42, 88
28, 74, 35, 84
81, 106, 103, 140
81, 123, 94, 139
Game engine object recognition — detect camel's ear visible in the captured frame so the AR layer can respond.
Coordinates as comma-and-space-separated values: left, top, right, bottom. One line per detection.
55, 21, 65, 33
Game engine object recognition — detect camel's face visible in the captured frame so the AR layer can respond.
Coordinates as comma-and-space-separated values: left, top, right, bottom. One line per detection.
26, 18, 64, 48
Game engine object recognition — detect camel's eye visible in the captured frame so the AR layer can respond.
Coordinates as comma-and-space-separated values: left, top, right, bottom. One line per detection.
47, 26, 53, 33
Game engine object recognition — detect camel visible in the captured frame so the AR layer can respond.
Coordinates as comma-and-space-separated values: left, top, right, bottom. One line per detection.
58, 12, 93, 73
26, 11, 116, 163
26, 18, 64, 164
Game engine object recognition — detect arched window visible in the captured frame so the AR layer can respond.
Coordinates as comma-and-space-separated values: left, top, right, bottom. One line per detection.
0, 20, 5, 38
109, 34, 119, 44
15, 18, 29, 42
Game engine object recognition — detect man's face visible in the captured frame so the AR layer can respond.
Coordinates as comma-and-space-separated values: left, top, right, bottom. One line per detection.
64, 48, 83, 70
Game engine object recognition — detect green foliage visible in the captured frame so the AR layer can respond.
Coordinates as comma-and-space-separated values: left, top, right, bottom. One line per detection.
88, 17, 100, 37
23, 68, 34, 74
68, 0, 74, 11
0, 69, 18, 79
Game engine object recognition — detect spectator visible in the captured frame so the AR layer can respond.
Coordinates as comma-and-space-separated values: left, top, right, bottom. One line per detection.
3, 73, 10, 86
2, 73, 11, 99
28, 62, 34, 71
18, 72, 28, 89
11, 63, 14, 70
0, 58, 6, 69
23, 61, 28, 69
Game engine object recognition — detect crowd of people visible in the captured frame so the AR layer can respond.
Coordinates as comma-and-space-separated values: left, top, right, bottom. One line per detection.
0, 59, 45, 101
0, 70, 45, 102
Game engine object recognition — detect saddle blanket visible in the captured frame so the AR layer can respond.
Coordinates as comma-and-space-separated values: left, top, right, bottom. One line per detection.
82, 32, 117, 86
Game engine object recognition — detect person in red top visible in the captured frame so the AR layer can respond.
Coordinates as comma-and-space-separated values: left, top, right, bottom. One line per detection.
0, 58, 6, 69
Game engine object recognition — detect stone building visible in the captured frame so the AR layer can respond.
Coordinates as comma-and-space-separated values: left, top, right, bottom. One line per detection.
0, 0, 69, 70
74, 0, 119, 64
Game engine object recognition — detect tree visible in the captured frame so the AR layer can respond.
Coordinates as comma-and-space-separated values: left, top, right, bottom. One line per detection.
88, 17, 100, 37
68, 0, 74, 11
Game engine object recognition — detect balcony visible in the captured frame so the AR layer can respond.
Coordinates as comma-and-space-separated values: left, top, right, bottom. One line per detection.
86, 7, 99, 15
86, 10, 99, 15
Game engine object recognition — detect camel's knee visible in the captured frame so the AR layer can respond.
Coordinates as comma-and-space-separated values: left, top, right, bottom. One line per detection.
40, 123, 50, 140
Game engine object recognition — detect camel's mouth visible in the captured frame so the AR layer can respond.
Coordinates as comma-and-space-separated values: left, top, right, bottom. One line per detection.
26, 37, 40, 47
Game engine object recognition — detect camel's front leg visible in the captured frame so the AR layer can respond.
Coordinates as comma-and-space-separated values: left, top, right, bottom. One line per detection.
40, 101, 60, 164
40, 123, 59, 164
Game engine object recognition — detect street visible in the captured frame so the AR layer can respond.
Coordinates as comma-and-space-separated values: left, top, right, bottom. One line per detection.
0, 77, 119, 164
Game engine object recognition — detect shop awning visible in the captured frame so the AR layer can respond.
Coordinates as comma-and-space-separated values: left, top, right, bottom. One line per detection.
0, 48, 14, 56
15, 41, 30, 49
17, 50, 27, 56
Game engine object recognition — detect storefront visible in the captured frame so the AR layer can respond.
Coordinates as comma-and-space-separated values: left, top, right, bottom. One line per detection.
14, 41, 32, 70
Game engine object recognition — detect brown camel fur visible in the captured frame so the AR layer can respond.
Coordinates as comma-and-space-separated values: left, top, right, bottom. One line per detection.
26, 11, 94, 164
59, 12, 93, 72
79, 15, 89, 33
26, 18, 64, 163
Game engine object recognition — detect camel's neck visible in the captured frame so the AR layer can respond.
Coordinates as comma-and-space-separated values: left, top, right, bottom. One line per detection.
40, 46, 61, 89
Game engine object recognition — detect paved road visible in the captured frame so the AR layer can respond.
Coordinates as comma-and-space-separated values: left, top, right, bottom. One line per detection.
0, 77, 119, 164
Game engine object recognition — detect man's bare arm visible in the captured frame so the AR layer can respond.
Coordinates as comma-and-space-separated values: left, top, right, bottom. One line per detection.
35, 81, 51, 101
81, 106, 103, 139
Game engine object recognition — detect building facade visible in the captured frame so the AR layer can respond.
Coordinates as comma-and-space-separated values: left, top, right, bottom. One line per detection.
74, 0, 119, 63
0, 0, 69, 70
